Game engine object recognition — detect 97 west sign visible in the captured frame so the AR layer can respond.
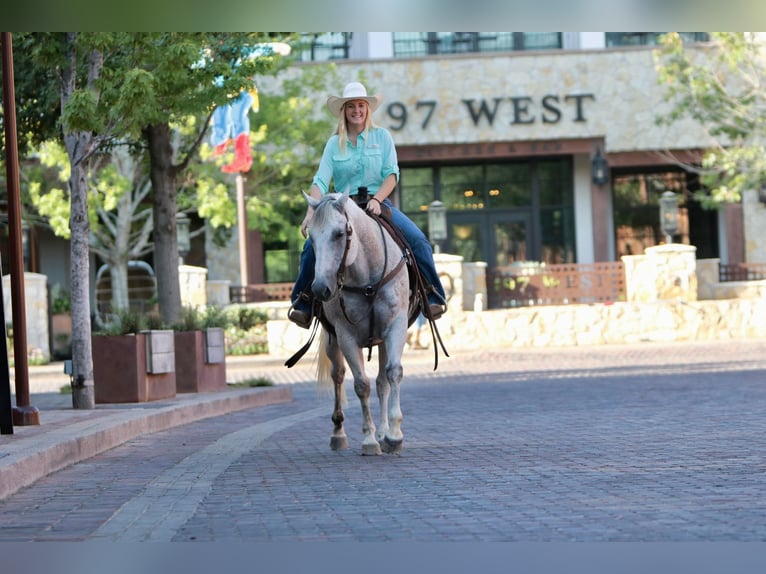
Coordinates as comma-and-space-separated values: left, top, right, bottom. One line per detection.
383, 93, 596, 131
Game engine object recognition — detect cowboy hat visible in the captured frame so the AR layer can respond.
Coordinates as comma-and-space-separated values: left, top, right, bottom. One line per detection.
326, 82, 382, 117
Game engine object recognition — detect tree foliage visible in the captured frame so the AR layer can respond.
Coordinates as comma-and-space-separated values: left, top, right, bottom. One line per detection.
654, 32, 766, 208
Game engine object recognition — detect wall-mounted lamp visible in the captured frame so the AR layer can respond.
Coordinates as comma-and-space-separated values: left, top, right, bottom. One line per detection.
427, 200, 447, 254
176, 212, 191, 264
591, 148, 609, 186
659, 190, 679, 244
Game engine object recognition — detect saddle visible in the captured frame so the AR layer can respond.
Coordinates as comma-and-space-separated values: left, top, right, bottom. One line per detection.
285, 189, 449, 370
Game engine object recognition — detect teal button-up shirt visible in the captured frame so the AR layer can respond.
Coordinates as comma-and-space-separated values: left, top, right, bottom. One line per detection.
312, 127, 400, 196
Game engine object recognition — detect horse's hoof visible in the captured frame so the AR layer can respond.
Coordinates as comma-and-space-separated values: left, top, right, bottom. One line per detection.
330, 436, 348, 451
361, 442, 382, 456
381, 437, 404, 454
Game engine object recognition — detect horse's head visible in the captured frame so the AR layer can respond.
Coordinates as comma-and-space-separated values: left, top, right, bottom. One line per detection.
304, 190, 360, 303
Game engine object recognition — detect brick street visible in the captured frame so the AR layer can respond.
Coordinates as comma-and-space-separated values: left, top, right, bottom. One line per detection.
1, 339, 765, 542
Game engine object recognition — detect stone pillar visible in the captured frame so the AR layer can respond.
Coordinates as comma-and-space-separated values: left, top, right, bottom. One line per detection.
623, 244, 697, 302
461, 261, 487, 312
433, 253, 464, 312
2, 272, 50, 363
695, 258, 720, 300
179, 265, 208, 309
206, 279, 231, 306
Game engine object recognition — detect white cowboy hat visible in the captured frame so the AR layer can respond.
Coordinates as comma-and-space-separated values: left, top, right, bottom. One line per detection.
326, 82, 382, 117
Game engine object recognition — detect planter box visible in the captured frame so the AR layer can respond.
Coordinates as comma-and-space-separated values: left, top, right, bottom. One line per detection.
93, 331, 176, 404
174, 328, 227, 393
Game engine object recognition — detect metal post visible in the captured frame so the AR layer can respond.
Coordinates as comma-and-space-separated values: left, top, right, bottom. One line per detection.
236, 174, 248, 287
2, 32, 39, 426
0, 260, 12, 434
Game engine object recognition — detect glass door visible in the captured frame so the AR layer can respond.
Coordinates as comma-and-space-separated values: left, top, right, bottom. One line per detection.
447, 212, 532, 265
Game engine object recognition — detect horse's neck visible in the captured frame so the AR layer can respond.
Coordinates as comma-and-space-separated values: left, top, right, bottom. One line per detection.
347, 212, 393, 284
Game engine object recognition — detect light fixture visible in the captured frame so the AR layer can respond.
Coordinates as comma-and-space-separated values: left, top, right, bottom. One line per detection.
427, 200, 447, 253
659, 191, 679, 244
177, 212, 191, 263
591, 147, 609, 186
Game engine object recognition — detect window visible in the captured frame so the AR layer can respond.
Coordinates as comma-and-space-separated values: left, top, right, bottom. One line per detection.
606, 32, 709, 47
393, 32, 561, 58
399, 159, 574, 265
612, 171, 690, 257
295, 33, 351, 61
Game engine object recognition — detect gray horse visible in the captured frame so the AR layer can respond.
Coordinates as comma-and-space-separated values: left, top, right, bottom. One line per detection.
305, 190, 411, 455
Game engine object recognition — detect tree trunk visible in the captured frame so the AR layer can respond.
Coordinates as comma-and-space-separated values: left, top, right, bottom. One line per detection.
67, 139, 95, 408
109, 260, 130, 313
62, 33, 97, 409
145, 123, 181, 327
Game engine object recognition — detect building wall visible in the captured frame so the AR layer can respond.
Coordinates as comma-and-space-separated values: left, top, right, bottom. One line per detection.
266, 46, 714, 152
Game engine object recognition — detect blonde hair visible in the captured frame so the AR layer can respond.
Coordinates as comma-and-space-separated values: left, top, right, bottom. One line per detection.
335, 101, 377, 154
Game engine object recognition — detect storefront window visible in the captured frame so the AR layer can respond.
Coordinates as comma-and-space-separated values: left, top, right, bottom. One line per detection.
612, 171, 690, 257
400, 158, 574, 265
486, 164, 531, 208
441, 165, 484, 210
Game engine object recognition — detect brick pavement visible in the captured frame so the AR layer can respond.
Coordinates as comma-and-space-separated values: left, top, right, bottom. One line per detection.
1, 339, 765, 541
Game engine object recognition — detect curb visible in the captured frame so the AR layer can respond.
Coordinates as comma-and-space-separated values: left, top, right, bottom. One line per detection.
0, 385, 291, 501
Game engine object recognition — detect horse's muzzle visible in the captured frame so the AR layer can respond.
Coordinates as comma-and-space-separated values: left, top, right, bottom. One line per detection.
312, 280, 336, 303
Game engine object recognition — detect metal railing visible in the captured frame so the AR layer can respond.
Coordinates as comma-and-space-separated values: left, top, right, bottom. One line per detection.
719, 263, 766, 282
231, 263, 627, 309
487, 262, 626, 309
230, 283, 294, 304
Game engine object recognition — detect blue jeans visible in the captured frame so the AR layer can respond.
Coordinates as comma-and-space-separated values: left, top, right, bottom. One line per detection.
291, 198, 446, 310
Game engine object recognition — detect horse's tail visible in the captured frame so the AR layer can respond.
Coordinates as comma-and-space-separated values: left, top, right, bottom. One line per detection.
316, 327, 347, 406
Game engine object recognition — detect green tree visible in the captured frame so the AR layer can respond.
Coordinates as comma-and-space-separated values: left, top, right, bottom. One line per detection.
13, 32, 292, 407
107, 33, 292, 326
654, 32, 766, 208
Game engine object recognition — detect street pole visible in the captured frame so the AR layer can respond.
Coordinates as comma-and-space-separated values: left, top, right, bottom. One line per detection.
2, 32, 39, 426
236, 174, 248, 288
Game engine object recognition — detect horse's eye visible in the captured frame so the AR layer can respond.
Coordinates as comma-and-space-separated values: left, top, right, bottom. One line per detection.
333, 229, 345, 240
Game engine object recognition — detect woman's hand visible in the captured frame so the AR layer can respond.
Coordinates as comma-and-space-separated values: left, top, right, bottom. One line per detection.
366, 197, 382, 216
300, 208, 314, 238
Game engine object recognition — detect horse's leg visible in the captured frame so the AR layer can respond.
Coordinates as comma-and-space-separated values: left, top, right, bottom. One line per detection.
326, 335, 348, 451
380, 329, 407, 454
375, 345, 391, 444
341, 341, 381, 456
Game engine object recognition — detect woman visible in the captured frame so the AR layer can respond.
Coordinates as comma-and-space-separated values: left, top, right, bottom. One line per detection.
288, 81, 447, 328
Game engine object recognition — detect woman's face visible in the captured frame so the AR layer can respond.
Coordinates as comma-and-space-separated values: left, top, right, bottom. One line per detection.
344, 100, 368, 130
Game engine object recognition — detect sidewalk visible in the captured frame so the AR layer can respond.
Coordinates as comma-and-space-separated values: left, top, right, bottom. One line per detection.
0, 354, 315, 500
3, 338, 765, 503
1, 347, 446, 501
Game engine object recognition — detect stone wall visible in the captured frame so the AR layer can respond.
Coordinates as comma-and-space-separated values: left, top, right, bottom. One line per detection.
266, 247, 766, 358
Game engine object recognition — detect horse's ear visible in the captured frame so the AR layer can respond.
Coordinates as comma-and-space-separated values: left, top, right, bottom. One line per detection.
337, 187, 350, 209
302, 190, 320, 209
